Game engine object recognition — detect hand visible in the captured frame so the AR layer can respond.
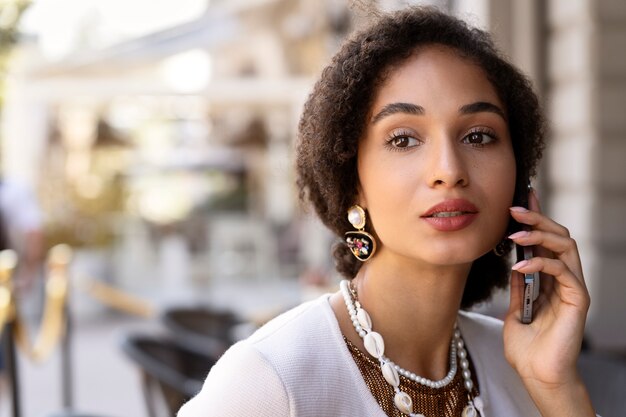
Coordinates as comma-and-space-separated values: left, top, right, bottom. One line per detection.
503, 189, 595, 416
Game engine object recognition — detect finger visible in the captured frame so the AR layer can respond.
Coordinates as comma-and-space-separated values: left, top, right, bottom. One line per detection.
524, 190, 557, 256
509, 207, 571, 238
508, 230, 583, 278
508, 230, 573, 255
512, 257, 589, 297
507, 270, 524, 320
538, 271, 554, 300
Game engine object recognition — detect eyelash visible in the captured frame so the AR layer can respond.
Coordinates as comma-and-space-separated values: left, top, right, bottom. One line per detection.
384, 127, 499, 151
463, 127, 498, 147
384, 130, 421, 152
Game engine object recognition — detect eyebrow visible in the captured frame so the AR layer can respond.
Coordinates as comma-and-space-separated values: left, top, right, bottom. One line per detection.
371, 102, 424, 124
370, 101, 507, 124
459, 101, 507, 121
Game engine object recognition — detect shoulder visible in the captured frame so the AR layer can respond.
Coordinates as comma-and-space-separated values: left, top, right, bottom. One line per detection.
177, 342, 290, 417
244, 295, 353, 390
247, 295, 335, 348
458, 311, 541, 416
457, 310, 509, 377
458, 310, 504, 344
178, 295, 351, 417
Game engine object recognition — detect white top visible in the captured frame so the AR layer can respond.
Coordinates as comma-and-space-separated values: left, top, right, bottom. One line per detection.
178, 294, 541, 417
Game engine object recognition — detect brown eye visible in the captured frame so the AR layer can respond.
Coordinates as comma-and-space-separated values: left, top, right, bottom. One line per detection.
390, 135, 419, 148
462, 131, 496, 145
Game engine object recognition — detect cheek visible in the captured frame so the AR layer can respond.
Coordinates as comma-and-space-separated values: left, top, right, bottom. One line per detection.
358, 146, 421, 199
483, 155, 517, 225
492, 164, 516, 205
501, 154, 517, 202
357, 154, 418, 230
478, 142, 516, 192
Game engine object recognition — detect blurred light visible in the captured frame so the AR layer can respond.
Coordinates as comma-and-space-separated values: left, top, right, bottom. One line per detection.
0, 3, 19, 30
160, 49, 212, 93
21, 0, 208, 60
76, 174, 104, 199
138, 186, 193, 224
25, 0, 87, 60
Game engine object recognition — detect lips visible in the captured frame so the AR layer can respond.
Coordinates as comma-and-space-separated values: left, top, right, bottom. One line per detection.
421, 199, 479, 232
422, 199, 479, 217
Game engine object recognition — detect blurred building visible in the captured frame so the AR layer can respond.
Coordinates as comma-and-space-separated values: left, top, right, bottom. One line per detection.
0, 0, 625, 352
444, 0, 626, 353
2, 0, 350, 303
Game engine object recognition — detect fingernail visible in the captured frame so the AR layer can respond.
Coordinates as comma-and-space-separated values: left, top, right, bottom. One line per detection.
508, 231, 530, 239
510, 206, 529, 213
511, 260, 529, 270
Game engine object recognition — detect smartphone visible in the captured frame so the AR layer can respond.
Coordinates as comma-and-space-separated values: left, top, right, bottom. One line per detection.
515, 183, 540, 324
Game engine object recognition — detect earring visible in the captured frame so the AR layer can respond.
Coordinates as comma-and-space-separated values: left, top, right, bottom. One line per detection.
493, 239, 509, 257
345, 205, 376, 262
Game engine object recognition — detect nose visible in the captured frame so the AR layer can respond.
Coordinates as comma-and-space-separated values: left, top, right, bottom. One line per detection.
427, 136, 469, 188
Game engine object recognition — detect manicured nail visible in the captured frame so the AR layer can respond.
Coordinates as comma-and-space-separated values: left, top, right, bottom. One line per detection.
508, 231, 530, 239
511, 260, 529, 270
510, 206, 529, 213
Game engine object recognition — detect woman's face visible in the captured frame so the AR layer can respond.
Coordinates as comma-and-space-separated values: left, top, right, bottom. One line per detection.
357, 45, 516, 267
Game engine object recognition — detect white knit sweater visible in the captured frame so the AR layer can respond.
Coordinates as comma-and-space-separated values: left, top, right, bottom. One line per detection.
178, 294, 541, 416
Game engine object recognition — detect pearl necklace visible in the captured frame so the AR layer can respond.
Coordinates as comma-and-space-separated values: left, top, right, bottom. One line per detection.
340, 280, 484, 417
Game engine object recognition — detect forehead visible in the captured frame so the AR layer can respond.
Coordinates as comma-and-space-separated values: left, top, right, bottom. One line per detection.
371, 45, 504, 114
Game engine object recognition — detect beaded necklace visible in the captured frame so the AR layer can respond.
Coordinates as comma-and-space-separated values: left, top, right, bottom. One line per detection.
340, 280, 484, 417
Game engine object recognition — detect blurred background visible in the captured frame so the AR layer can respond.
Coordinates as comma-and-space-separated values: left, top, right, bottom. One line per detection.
0, 0, 624, 416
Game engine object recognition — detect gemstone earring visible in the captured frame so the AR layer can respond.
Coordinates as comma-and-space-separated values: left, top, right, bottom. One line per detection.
345, 205, 376, 262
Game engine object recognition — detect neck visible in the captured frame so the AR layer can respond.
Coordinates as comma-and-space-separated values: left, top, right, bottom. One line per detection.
332, 252, 471, 381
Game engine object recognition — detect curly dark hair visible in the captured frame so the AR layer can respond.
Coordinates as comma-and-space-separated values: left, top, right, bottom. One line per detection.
296, 6, 545, 308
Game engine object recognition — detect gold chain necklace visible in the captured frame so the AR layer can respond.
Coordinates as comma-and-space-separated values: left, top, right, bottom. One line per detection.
340, 280, 484, 417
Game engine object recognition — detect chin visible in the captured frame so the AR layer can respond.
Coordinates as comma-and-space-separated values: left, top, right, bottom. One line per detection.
425, 253, 480, 267
415, 242, 494, 267
379, 229, 501, 267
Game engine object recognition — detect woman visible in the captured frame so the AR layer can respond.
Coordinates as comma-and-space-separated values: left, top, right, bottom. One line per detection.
178, 7, 596, 416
